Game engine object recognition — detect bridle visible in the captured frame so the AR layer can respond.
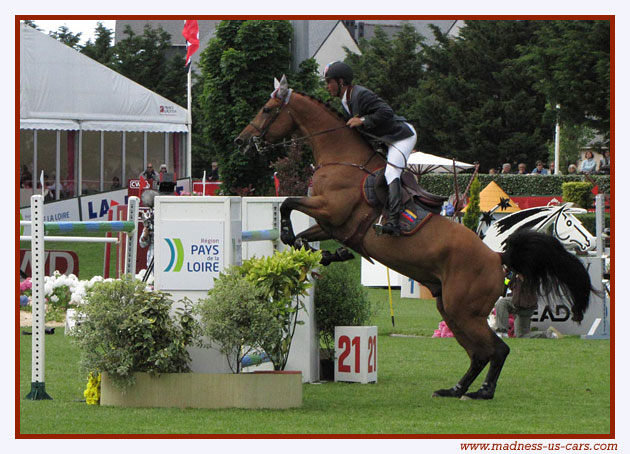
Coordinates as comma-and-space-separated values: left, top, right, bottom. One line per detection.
244, 91, 408, 176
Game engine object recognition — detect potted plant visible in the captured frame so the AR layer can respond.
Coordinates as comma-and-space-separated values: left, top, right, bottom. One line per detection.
70, 275, 200, 389
314, 260, 373, 380
198, 247, 322, 372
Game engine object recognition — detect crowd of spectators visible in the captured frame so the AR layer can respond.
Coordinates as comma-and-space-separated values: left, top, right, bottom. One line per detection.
487, 150, 610, 175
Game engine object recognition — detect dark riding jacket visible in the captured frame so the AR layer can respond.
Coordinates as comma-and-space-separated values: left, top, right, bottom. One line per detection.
342, 85, 414, 143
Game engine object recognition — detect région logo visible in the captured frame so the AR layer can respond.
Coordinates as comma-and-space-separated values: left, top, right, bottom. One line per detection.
164, 238, 221, 273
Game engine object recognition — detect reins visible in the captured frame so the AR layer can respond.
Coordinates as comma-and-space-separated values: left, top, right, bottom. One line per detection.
251, 92, 409, 176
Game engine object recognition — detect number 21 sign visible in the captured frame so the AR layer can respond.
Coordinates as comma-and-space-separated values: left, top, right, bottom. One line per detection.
334, 326, 378, 383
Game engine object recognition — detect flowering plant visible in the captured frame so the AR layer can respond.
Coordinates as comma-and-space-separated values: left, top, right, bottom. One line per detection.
83, 372, 101, 405
19, 271, 115, 322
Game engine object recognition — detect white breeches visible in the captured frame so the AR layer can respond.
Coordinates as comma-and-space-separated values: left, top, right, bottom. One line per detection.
384, 122, 417, 184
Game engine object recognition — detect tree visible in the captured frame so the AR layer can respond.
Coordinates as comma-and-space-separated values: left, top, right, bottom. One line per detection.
81, 22, 114, 65
344, 24, 426, 114
462, 176, 481, 232
196, 20, 323, 194
49, 25, 82, 50
406, 21, 552, 172
108, 25, 179, 101
519, 20, 610, 139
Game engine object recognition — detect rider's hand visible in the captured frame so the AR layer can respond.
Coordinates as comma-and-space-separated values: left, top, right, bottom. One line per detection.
346, 116, 364, 128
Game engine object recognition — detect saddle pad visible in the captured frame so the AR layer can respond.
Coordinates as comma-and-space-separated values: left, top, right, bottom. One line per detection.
398, 202, 435, 236
362, 171, 435, 236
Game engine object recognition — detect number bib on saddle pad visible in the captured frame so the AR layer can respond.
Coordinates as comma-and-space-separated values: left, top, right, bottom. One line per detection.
362, 168, 446, 236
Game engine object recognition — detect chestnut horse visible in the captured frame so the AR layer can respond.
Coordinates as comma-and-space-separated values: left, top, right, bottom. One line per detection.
235, 76, 592, 399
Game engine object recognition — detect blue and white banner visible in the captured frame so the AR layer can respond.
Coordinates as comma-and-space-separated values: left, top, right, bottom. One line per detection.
79, 189, 129, 221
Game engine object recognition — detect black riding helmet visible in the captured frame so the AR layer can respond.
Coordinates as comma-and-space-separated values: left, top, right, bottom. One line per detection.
324, 61, 353, 85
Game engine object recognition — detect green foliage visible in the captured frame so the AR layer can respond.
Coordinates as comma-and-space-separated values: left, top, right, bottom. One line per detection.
519, 20, 610, 137
70, 276, 201, 388
574, 213, 610, 236
196, 268, 281, 373
197, 21, 324, 193
562, 182, 594, 209
270, 143, 314, 196
345, 25, 426, 112
48, 25, 82, 50
462, 176, 481, 231
314, 261, 373, 360
80, 22, 114, 65
238, 247, 322, 370
418, 173, 610, 198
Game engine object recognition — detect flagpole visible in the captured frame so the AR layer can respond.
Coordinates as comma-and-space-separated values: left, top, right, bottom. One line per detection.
186, 66, 192, 179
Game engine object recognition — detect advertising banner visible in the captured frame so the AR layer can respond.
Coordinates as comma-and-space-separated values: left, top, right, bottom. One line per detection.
79, 189, 129, 221
157, 219, 225, 290
20, 250, 79, 277
20, 198, 82, 235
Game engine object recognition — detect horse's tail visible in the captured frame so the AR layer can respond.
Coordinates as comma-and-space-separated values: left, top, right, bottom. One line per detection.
500, 229, 591, 322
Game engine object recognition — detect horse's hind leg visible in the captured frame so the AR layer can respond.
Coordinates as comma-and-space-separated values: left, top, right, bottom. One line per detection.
463, 335, 510, 400
432, 296, 509, 399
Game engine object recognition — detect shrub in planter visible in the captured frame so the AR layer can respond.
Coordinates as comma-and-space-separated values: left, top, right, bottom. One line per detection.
241, 247, 321, 371
70, 276, 201, 388
314, 261, 373, 362
562, 182, 593, 208
196, 267, 282, 373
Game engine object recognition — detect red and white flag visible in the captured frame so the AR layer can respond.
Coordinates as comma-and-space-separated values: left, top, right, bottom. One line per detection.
182, 20, 199, 69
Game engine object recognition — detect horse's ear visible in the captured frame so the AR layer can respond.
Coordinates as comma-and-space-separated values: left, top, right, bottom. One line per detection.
274, 77, 280, 89
276, 74, 290, 101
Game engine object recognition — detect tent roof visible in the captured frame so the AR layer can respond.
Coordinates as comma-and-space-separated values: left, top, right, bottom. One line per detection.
20, 24, 188, 133
463, 181, 521, 213
407, 151, 475, 174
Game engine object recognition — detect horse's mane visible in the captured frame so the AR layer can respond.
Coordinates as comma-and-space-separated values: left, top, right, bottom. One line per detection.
294, 91, 347, 122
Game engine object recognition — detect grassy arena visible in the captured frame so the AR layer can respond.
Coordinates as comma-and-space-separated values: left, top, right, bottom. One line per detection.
18, 242, 611, 435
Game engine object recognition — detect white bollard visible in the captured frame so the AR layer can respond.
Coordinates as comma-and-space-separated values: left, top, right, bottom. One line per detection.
334, 326, 378, 384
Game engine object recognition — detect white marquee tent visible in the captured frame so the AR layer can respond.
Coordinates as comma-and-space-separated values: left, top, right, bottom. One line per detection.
20, 24, 189, 133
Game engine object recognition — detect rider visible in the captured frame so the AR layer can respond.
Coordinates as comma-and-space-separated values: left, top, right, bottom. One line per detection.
324, 61, 417, 236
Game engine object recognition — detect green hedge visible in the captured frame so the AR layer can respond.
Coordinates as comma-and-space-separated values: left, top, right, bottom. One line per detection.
418, 174, 610, 197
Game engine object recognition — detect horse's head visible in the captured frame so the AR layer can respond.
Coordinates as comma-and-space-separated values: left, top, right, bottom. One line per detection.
552, 204, 596, 252
234, 75, 297, 155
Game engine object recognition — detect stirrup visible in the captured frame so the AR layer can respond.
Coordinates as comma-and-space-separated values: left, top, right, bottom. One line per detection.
373, 215, 400, 236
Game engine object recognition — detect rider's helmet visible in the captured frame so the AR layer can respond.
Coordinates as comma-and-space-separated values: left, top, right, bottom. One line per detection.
324, 61, 353, 85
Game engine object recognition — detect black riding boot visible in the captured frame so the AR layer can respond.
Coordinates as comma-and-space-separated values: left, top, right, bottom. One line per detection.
380, 178, 402, 236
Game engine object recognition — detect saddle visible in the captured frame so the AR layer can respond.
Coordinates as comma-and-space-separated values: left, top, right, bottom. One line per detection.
362, 168, 447, 236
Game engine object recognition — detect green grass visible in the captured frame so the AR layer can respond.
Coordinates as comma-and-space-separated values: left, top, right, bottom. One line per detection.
21, 235, 121, 279
18, 239, 611, 435
19, 299, 611, 435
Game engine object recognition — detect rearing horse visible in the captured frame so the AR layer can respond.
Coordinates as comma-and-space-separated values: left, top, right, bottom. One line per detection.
235, 76, 592, 400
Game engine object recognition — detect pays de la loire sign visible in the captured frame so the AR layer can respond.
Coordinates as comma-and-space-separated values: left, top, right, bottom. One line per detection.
158, 220, 225, 290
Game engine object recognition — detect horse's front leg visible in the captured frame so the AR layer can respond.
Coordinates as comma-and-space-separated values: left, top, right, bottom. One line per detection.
293, 224, 354, 266
280, 196, 328, 245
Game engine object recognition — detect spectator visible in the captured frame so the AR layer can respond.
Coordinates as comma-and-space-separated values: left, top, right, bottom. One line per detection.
501, 163, 512, 174
159, 164, 168, 178
579, 151, 597, 174
139, 163, 158, 180
567, 164, 577, 174
20, 165, 32, 187
517, 163, 527, 174
209, 161, 220, 181
530, 160, 548, 175
494, 273, 561, 339
488, 167, 497, 175
599, 150, 610, 174
111, 176, 121, 190
548, 161, 559, 175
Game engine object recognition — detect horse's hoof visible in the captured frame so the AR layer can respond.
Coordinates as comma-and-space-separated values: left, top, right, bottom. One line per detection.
320, 251, 333, 266
432, 387, 464, 398
337, 247, 354, 261
463, 389, 494, 400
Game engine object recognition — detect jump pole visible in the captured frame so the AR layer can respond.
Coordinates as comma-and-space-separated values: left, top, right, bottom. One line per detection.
24, 195, 139, 400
